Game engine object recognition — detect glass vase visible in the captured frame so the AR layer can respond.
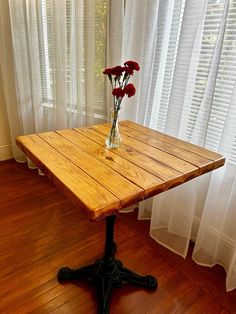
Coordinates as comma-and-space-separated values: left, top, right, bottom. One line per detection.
105, 109, 120, 149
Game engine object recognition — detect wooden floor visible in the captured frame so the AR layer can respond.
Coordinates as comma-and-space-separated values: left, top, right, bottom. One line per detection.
0, 160, 236, 314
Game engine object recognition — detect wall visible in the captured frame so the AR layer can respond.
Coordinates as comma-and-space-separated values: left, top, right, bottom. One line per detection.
0, 69, 13, 160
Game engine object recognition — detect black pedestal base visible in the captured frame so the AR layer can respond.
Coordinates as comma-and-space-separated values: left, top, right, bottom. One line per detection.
57, 215, 157, 313
58, 258, 157, 314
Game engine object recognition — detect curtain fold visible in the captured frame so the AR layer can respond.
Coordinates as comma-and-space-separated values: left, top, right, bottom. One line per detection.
193, 163, 236, 291
119, 0, 160, 122
106, 0, 124, 116
121, 0, 236, 291
0, 0, 27, 161
0, 0, 110, 161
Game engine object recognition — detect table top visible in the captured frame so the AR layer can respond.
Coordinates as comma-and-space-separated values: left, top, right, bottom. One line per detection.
16, 120, 225, 221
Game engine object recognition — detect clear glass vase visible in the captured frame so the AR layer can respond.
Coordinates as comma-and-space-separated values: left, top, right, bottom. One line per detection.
105, 109, 120, 149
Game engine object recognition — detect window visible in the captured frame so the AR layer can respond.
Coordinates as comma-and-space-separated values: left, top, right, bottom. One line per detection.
188, 0, 236, 157
36, 0, 108, 120
153, 0, 236, 163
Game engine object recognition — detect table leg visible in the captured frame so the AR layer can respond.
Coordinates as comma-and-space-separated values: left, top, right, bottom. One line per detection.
58, 215, 157, 314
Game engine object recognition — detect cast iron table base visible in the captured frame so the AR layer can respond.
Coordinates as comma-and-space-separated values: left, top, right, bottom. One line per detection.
58, 215, 157, 314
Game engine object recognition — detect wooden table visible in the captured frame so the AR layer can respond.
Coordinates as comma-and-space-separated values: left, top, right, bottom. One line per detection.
16, 120, 225, 313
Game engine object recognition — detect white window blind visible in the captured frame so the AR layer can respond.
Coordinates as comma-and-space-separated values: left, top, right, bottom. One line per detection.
36, 0, 108, 120
154, 0, 236, 164
187, 0, 236, 157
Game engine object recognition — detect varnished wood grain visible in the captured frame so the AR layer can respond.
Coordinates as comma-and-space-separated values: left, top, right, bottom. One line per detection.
75, 127, 189, 188
56, 129, 166, 198
91, 124, 198, 175
16, 134, 120, 220
38, 131, 144, 207
16, 121, 225, 220
0, 160, 235, 313
114, 123, 214, 168
120, 120, 225, 169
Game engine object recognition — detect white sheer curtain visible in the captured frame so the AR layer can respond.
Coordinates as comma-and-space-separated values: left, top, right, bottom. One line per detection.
121, 0, 236, 291
1, 0, 236, 292
0, 0, 108, 162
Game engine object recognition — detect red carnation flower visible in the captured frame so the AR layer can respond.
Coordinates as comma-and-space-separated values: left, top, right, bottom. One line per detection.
112, 87, 125, 98
103, 67, 113, 75
123, 66, 134, 75
124, 60, 140, 71
124, 83, 136, 98
111, 66, 124, 77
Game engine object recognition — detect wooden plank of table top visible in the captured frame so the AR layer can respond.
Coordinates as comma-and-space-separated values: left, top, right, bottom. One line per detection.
110, 123, 217, 174
91, 124, 199, 176
120, 120, 225, 169
16, 134, 120, 220
38, 131, 144, 207
74, 127, 194, 189
56, 129, 165, 198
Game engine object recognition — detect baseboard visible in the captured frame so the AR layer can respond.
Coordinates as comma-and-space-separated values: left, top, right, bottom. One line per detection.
0, 144, 13, 161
